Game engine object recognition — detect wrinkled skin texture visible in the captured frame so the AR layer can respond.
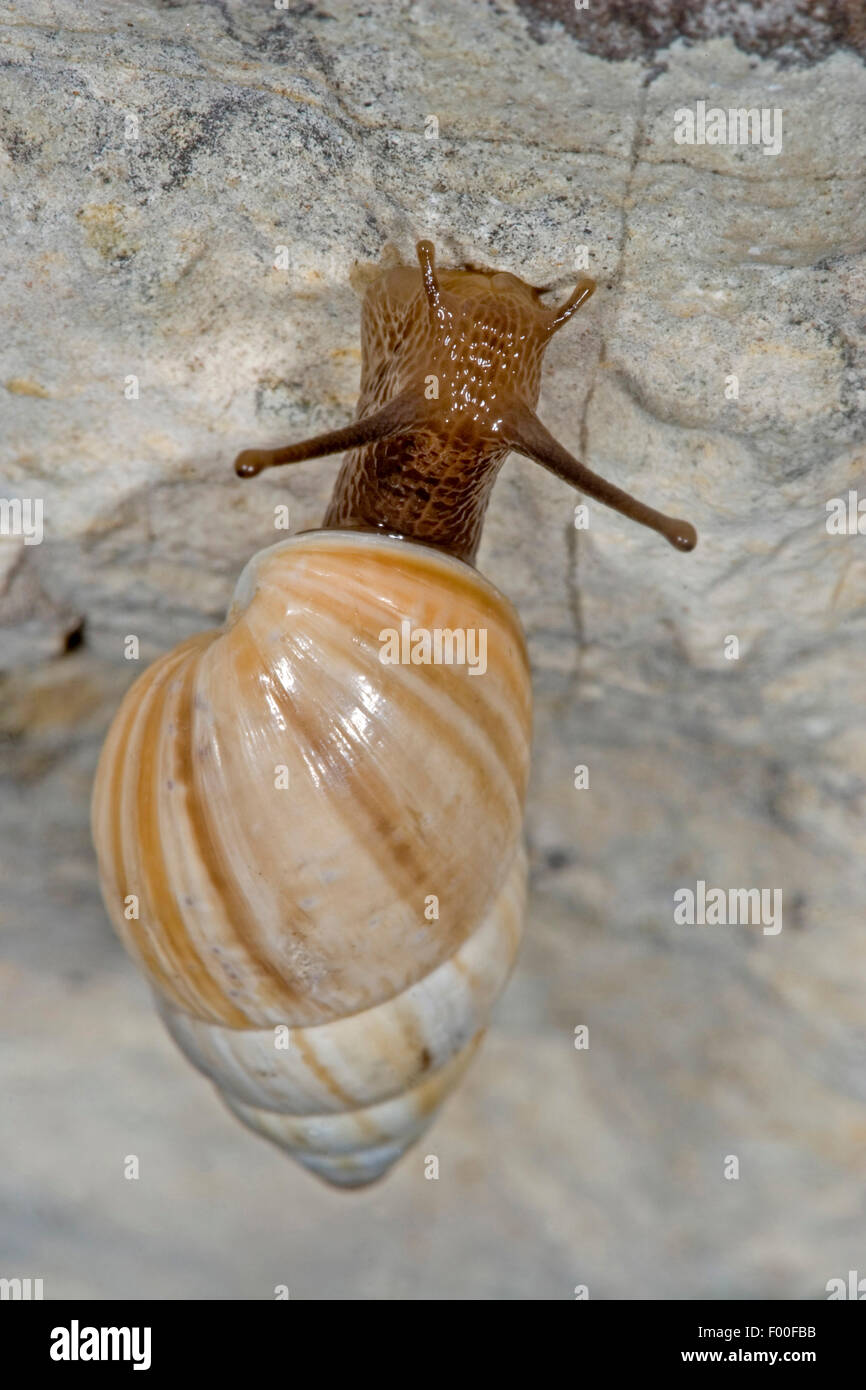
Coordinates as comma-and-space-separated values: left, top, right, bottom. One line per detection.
323, 256, 554, 562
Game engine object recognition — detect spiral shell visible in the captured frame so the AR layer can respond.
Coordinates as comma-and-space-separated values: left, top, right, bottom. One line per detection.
92, 530, 531, 1184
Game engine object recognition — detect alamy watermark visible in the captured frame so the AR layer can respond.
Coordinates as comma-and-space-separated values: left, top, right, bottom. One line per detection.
0, 1276, 43, 1299
0, 497, 43, 545
826, 1270, 866, 1299
674, 101, 783, 157
826, 491, 866, 535
50, 1321, 151, 1371
379, 620, 487, 676
674, 880, 782, 935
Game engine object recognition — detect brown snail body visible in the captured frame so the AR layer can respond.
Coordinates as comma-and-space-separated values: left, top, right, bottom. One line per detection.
92, 242, 695, 1186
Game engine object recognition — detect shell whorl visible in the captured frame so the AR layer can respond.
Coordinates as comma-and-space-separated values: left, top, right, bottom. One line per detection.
92, 529, 531, 1182
159, 847, 527, 1187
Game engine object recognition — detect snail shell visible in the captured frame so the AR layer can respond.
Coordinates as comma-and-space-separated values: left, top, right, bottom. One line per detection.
92, 530, 531, 1184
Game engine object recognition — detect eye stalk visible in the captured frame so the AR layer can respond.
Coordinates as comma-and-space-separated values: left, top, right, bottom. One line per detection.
234, 388, 423, 478
416, 240, 451, 329
545, 277, 596, 335
501, 403, 698, 552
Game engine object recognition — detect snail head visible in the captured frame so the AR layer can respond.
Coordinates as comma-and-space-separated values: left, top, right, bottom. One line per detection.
235, 241, 697, 560
369, 240, 596, 444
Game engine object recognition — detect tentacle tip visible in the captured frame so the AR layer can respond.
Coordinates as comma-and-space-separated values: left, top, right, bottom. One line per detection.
416, 238, 435, 263
234, 450, 265, 478
546, 276, 597, 332
668, 521, 698, 552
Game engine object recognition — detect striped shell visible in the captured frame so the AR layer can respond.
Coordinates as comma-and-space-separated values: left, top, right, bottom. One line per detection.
92, 530, 531, 1184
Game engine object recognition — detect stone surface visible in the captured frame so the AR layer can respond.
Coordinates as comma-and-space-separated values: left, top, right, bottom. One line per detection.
1, 0, 865, 1299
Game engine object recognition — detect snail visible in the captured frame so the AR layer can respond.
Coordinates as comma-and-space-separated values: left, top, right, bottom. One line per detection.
92, 241, 696, 1187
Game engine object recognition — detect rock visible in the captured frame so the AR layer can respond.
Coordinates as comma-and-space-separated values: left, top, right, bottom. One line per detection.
1, 0, 864, 1300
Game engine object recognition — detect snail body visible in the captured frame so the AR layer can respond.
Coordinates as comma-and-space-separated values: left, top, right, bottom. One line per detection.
93, 242, 695, 1186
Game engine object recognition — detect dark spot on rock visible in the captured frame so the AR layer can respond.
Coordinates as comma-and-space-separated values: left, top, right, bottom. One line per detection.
2, 126, 41, 164
788, 891, 807, 930
153, 95, 254, 193
515, 0, 866, 67
63, 620, 85, 653
545, 848, 572, 871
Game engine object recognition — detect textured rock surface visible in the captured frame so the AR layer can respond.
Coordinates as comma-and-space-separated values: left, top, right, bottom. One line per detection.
1, 0, 865, 1299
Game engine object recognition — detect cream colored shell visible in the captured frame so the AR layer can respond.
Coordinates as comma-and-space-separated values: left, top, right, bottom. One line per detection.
159, 848, 525, 1185
92, 530, 531, 1184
